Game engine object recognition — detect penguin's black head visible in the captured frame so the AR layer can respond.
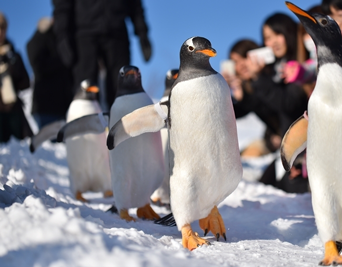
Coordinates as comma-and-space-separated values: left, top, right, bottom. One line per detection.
180, 37, 216, 69
116, 65, 144, 98
173, 37, 217, 87
74, 79, 99, 100
286, 1, 342, 67
164, 69, 178, 97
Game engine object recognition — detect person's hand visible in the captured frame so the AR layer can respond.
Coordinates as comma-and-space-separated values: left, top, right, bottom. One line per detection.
221, 72, 243, 101
139, 34, 152, 62
246, 54, 265, 80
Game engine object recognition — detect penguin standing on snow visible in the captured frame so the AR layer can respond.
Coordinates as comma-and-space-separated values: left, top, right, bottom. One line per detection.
107, 37, 242, 250
282, 2, 342, 265
64, 80, 112, 202
150, 69, 178, 208
109, 65, 164, 221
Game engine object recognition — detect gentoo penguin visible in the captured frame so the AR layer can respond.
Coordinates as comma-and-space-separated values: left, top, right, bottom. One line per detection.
64, 80, 112, 202
283, 2, 342, 265
150, 69, 178, 208
107, 37, 242, 250
109, 65, 164, 222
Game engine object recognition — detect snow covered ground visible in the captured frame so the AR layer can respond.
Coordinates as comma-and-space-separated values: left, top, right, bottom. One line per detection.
0, 114, 324, 267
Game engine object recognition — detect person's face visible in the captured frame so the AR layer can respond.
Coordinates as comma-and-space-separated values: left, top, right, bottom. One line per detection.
230, 52, 251, 80
330, 6, 342, 32
263, 25, 287, 58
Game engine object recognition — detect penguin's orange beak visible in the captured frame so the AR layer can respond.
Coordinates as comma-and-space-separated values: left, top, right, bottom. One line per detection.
86, 86, 99, 93
286, 2, 316, 24
173, 73, 178, 79
125, 69, 136, 76
196, 48, 217, 57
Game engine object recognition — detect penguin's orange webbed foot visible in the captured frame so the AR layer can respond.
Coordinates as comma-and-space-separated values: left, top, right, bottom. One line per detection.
137, 204, 160, 220
319, 241, 342, 266
181, 224, 210, 251
119, 209, 136, 222
103, 190, 113, 198
199, 206, 226, 241
75, 191, 88, 202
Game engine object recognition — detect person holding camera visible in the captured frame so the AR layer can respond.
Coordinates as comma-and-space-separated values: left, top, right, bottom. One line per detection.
0, 11, 31, 143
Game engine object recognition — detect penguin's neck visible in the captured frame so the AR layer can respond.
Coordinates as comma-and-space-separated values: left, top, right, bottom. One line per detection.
174, 61, 217, 88
73, 90, 98, 101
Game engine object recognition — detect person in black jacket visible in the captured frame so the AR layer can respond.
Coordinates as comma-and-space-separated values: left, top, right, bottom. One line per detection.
27, 17, 73, 129
52, 0, 152, 109
0, 12, 32, 143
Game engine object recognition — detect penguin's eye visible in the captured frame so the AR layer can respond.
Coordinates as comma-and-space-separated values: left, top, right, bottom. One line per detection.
120, 71, 125, 77
188, 46, 195, 52
319, 18, 328, 26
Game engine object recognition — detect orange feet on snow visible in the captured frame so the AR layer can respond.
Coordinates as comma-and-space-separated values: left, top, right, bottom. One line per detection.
319, 241, 342, 266
137, 204, 160, 220
199, 206, 226, 241
103, 190, 113, 198
181, 224, 211, 251
119, 209, 136, 222
75, 191, 88, 202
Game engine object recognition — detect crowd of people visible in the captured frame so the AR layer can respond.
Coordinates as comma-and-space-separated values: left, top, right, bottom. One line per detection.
0, 0, 341, 194
221, 0, 342, 193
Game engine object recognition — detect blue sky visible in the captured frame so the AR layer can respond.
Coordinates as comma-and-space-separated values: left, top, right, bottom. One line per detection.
1, 0, 317, 100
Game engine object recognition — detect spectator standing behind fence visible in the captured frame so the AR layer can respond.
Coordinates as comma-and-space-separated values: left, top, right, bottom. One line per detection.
27, 17, 73, 129
0, 12, 32, 143
52, 0, 152, 109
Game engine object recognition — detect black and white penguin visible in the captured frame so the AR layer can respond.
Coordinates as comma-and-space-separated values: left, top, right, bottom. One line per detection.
150, 69, 178, 208
107, 37, 242, 250
283, 2, 342, 265
64, 80, 112, 202
109, 65, 164, 221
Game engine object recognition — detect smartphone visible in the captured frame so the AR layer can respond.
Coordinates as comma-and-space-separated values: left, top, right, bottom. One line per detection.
220, 60, 235, 76
247, 47, 275, 65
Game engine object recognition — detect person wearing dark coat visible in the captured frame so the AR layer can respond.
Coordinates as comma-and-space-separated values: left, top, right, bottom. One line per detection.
0, 12, 32, 143
27, 17, 73, 129
52, 0, 152, 109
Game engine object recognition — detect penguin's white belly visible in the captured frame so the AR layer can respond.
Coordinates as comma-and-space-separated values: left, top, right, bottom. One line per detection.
307, 64, 342, 242
169, 74, 242, 229
66, 100, 111, 194
109, 93, 164, 210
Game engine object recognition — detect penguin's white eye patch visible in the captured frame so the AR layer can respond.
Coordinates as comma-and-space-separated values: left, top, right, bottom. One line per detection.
188, 46, 194, 52
319, 18, 328, 26
120, 70, 125, 76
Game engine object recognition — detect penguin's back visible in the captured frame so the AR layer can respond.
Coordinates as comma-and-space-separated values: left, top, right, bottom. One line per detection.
170, 73, 242, 229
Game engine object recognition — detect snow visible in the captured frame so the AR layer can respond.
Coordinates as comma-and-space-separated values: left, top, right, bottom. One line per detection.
0, 116, 324, 267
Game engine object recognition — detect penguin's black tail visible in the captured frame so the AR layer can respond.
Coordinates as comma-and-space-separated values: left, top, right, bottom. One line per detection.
154, 212, 176, 227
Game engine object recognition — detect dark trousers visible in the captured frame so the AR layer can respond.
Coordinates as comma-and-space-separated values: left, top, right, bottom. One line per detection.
73, 35, 130, 109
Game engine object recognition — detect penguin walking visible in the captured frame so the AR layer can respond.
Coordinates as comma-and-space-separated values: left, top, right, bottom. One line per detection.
283, 2, 342, 265
109, 65, 164, 221
107, 37, 242, 250
150, 69, 179, 208
64, 80, 112, 202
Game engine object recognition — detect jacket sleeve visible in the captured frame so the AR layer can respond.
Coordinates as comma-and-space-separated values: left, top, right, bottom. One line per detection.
127, 0, 149, 36
26, 30, 65, 76
7, 52, 30, 91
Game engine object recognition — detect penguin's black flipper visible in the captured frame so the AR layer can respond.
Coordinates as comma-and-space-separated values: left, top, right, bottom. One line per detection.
154, 212, 177, 227
106, 205, 118, 214
107, 102, 168, 150
29, 120, 66, 153
57, 113, 109, 142
280, 114, 308, 171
